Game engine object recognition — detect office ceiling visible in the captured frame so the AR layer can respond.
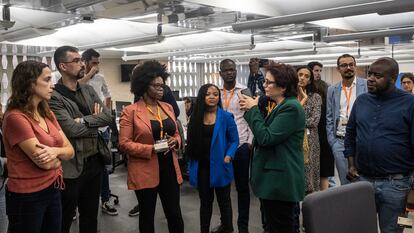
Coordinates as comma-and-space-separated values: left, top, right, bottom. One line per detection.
0, 0, 414, 66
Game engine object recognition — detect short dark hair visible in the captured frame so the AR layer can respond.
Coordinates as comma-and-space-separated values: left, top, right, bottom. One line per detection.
130, 60, 169, 99
264, 61, 298, 98
401, 73, 414, 83
307, 61, 323, 70
82, 48, 100, 62
296, 66, 316, 94
220, 59, 236, 70
337, 54, 356, 67
54, 46, 79, 71
372, 57, 399, 80
7, 60, 53, 120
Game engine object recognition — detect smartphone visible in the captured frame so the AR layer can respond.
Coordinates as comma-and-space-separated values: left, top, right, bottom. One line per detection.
240, 88, 253, 97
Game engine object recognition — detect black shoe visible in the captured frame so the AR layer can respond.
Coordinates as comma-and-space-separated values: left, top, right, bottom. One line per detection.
210, 224, 234, 233
128, 204, 140, 217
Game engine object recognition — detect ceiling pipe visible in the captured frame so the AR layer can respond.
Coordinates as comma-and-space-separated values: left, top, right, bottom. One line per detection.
232, 0, 414, 31
322, 27, 414, 42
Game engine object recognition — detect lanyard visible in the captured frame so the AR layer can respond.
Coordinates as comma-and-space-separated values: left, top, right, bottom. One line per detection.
146, 104, 164, 139
267, 101, 276, 115
223, 88, 235, 111
342, 83, 353, 118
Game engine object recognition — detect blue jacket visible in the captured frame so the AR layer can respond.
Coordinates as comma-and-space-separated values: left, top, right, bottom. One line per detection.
326, 77, 367, 148
189, 108, 239, 187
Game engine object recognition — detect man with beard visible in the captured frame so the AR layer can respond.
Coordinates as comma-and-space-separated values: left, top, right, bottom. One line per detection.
217, 59, 253, 233
326, 54, 367, 185
50, 46, 113, 233
344, 57, 414, 233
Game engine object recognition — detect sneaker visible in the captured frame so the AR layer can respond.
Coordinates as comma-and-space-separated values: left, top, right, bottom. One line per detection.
102, 201, 118, 216
128, 204, 140, 217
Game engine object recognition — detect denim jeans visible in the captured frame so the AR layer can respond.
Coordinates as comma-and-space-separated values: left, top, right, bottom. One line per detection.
233, 143, 251, 229
359, 174, 414, 233
331, 139, 349, 185
6, 183, 61, 233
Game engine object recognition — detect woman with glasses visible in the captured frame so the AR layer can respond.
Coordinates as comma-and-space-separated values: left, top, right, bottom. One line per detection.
239, 61, 305, 233
119, 60, 184, 233
186, 83, 239, 233
297, 66, 322, 194
3, 61, 74, 233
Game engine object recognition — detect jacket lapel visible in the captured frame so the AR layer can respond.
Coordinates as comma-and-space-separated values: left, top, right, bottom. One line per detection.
135, 100, 152, 131
211, 108, 222, 144
356, 78, 366, 96
334, 82, 341, 117
79, 85, 93, 114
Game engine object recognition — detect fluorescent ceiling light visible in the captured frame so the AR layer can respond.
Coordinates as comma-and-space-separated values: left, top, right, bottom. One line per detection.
122, 44, 255, 61
323, 27, 414, 43
121, 13, 158, 21
78, 35, 165, 50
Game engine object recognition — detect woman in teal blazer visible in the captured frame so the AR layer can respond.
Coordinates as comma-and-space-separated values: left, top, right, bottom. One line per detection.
187, 84, 239, 233
240, 62, 305, 233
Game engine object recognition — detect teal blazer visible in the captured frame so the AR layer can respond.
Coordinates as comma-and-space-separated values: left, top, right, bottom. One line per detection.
189, 108, 239, 187
244, 97, 305, 202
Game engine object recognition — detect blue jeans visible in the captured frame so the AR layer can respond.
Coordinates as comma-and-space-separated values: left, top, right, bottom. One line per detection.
6, 183, 62, 233
359, 174, 413, 233
331, 139, 349, 185
233, 143, 251, 228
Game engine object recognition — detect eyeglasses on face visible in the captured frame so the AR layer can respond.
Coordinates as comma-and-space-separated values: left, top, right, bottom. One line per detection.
339, 63, 355, 69
263, 79, 276, 86
62, 58, 83, 65
150, 83, 165, 90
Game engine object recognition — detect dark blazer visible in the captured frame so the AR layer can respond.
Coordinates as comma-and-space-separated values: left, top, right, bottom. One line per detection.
244, 97, 305, 202
49, 80, 113, 178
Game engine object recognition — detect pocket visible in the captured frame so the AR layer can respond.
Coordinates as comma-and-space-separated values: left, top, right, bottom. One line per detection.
391, 177, 411, 192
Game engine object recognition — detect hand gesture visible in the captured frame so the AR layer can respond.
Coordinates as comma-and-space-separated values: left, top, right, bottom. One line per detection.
239, 94, 259, 111
93, 103, 103, 115
224, 155, 232, 164
33, 143, 58, 164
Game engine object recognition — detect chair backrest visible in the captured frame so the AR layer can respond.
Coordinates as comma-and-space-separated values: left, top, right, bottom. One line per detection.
302, 181, 378, 233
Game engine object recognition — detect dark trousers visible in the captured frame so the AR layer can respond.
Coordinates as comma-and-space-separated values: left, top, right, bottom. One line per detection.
61, 155, 103, 233
135, 165, 184, 233
100, 129, 111, 203
261, 199, 299, 233
6, 183, 62, 233
233, 143, 250, 228
198, 167, 233, 233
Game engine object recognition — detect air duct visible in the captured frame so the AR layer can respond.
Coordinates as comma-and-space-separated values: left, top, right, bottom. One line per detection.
232, 0, 414, 31
322, 27, 414, 43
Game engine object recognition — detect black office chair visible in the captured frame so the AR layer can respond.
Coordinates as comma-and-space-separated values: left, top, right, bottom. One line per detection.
302, 181, 378, 233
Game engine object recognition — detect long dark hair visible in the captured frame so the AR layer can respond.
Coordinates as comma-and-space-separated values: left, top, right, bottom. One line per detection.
7, 60, 53, 120
296, 66, 316, 94
186, 84, 222, 159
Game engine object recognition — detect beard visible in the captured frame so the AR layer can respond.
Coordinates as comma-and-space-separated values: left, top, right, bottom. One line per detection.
75, 69, 85, 80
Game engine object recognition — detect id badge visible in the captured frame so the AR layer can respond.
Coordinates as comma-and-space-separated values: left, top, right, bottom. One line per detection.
154, 139, 169, 153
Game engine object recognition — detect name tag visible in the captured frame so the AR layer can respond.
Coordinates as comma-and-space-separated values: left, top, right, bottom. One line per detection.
154, 139, 169, 153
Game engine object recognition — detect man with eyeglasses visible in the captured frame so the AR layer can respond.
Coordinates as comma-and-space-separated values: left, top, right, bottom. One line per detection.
49, 46, 113, 233
344, 57, 414, 233
326, 54, 367, 185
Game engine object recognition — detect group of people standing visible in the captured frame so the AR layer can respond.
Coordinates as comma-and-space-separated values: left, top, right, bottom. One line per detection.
0, 45, 414, 233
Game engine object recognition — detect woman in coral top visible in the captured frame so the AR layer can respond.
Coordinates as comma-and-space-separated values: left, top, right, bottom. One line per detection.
3, 60, 74, 233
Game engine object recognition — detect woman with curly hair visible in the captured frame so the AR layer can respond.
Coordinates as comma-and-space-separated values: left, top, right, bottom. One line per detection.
3, 60, 74, 233
119, 60, 184, 233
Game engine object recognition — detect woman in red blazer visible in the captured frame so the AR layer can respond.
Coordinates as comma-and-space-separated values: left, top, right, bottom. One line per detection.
119, 60, 184, 233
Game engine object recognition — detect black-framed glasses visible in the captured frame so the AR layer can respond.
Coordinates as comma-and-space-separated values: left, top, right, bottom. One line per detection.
150, 83, 165, 90
367, 71, 384, 78
263, 79, 276, 86
62, 58, 83, 64
339, 63, 355, 69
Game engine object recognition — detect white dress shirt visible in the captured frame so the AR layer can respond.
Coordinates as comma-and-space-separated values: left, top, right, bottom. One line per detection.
336, 78, 357, 137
